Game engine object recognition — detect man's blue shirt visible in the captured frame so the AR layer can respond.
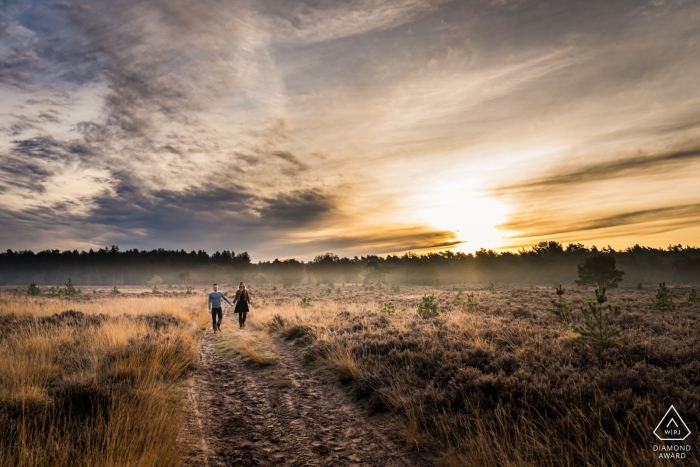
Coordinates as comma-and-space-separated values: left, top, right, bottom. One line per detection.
208, 291, 232, 310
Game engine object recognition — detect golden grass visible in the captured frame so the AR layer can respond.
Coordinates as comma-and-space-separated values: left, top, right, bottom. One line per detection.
215, 328, 279, 366
0, 294, 210, 467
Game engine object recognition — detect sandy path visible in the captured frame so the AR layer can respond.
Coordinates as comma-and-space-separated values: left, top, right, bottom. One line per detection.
180, 318, 427, 467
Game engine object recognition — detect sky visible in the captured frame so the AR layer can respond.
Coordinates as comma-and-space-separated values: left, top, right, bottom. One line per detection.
1, 0, 699, 260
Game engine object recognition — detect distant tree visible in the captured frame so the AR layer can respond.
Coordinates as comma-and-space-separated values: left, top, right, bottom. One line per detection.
576, 255, 624, 289
178, 271, 190, 285
363, 261, 390, 284
532, 241, 564, 254
147, 274, 163, 290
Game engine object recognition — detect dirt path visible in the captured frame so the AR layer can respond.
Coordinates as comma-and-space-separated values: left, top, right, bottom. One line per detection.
180, 317, 429, 467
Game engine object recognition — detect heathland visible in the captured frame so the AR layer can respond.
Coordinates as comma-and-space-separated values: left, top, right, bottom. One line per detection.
2, 282, 699, 466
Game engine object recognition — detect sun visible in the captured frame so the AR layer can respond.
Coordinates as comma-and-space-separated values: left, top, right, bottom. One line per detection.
406, 179, 510, 254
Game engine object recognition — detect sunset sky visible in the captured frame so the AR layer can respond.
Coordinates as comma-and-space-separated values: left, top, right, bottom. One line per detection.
1, 0, 699, 260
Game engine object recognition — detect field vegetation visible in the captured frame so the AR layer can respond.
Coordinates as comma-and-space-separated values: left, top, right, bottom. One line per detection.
0, 294, 209, 467
246, 283, 700, 466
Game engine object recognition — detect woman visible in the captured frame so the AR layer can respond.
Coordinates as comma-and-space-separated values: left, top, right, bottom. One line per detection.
233, 281, 252, 328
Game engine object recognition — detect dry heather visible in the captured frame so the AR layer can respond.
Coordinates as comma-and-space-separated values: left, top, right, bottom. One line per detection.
248, 284, 700, 466
0, 294, 210, 467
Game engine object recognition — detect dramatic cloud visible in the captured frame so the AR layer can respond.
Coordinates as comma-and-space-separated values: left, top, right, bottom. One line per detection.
1, 0, 699, 258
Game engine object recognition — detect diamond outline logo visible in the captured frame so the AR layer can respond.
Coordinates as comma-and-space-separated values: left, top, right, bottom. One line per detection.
654, 406, 691, 441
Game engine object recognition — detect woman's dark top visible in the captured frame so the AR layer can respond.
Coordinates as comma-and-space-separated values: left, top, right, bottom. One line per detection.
234, 289, 250, 313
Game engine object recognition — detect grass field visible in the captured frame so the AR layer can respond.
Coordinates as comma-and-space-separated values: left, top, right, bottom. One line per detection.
248, 283, 700, 466
0, 294, 209, 467
2, 283, 698, 466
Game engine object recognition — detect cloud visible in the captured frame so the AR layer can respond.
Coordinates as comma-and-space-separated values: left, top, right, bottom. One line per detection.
2, 0, 700, 258
497, 146, 700, 194
282, 225, 463, 257
259, 188, 334, 225
502, 202, 700, 240
261, 0, 451, 44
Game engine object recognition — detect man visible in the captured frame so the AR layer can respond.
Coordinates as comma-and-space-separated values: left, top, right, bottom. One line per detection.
207, 284, 232, 332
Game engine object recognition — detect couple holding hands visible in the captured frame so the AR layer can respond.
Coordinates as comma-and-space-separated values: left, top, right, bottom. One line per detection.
207, 282, 252, 331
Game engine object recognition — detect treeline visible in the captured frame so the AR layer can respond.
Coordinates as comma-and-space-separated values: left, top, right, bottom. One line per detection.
1, 242, 699, 286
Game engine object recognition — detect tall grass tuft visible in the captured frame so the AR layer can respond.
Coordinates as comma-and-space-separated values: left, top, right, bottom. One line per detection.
0, 294, 209, 467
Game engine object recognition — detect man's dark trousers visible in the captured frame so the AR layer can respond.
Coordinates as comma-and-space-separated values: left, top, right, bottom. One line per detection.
211, 307, 223, 330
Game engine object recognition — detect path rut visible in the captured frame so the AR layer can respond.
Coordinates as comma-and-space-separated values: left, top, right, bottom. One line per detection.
180, 317, 427, 467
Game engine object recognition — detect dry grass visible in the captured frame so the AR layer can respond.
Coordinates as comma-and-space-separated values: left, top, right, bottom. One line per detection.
0, 293, 210, 467
249, 283, 700, 466
215, 328, 279, 366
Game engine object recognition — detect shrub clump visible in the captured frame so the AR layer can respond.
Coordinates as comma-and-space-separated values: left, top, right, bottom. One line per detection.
652, 282, 675, 311
417, 294, 439, 317
571, 288, 621, 352
27, 281, 41, 296
547, 284, 572, 322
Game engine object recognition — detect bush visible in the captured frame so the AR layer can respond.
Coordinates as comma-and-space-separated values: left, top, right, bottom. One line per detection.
27, 281, 41, 296
417, 294, 439, 317
381, 302, 396, 314
111, 286, 120, 295
687, 288, 699, 303
300, 297, 311, 308
652, 282, 675, 311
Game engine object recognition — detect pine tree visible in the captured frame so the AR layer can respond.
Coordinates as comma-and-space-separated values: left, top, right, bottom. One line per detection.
688, 289, 700, 304
652, 282, 675, 311
547, 284, 572, 322
571, 288, 621, 353
417, 294, 439, 317
27, 281, 41, 296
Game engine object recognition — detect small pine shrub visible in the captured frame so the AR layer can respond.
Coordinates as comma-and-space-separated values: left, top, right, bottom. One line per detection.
652, 282, 675, 311
548, 284, 572, 322
391, 285, 401, 293
27, 281, 41, 296
465, 292, 480, 312
64, 278, 80, 296
571, 288, 621, 351
152, 285, 160, 294
688, 289, 700, 303
453, 291, 463, 303
185, 286, 193, 295
300, 297, 310, 308
417, 294, 439, 317
336, 288, 341, 294
637, 282, 643, 290
272, 285, 277, 291
381, 302, 396, 314
488, 283, 496, 293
